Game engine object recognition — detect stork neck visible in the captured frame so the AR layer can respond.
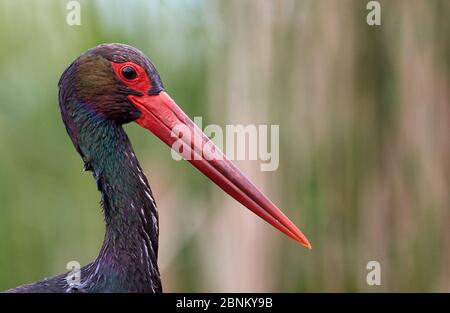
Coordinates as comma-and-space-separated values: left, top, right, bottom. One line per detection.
75, 117, 161, 292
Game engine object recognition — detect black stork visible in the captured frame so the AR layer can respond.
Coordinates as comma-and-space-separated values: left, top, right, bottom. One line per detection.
5, 43, 310, 293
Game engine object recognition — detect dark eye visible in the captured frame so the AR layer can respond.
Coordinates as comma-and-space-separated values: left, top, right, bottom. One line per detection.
121, 66, 137, 80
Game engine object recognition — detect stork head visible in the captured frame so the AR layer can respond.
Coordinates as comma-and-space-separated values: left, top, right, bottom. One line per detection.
58, 43, 311, 248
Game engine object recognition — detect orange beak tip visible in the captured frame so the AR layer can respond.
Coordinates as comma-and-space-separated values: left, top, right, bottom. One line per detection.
297, 235, 312, 250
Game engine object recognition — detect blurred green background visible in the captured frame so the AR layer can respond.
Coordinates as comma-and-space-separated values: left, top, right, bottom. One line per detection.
0, 0, 449, 292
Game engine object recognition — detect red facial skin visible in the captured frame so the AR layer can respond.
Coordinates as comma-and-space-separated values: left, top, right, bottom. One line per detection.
110, 61, 311, 249
112, 61, 151, 92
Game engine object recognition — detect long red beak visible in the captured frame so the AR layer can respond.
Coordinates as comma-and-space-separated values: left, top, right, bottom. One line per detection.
130, 91, 311, 248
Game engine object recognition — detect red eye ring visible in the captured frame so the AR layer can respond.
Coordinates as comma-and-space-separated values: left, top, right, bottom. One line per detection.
111, 61, 152, 94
